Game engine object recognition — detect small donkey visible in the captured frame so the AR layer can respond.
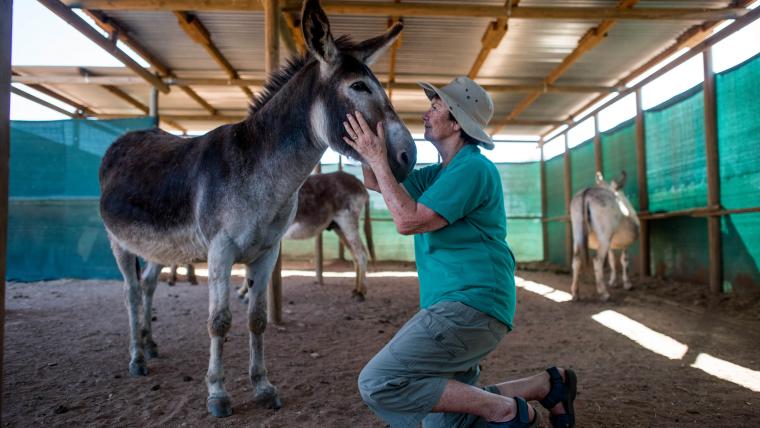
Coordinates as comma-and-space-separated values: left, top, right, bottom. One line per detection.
238, 170, 376, 301
570, 171, 640, 301
99, 0, 415, 417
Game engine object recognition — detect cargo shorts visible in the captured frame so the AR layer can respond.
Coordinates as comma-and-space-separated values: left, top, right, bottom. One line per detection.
357, 301, 508, 428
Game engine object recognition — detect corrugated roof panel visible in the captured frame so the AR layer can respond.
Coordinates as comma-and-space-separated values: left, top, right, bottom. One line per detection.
194, 12, 266, 73
108, 11, 220, 71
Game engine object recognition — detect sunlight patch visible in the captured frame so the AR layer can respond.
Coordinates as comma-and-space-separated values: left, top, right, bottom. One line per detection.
515, 276, 573, 302
591, 310, 688, 360
161, 267, 418, 279
691, 353, 760, 392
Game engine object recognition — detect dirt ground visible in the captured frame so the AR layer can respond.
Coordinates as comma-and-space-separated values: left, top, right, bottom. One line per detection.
3, 260, 760, 427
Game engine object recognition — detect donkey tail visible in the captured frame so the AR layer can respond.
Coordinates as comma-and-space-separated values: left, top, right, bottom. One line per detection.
363, 199, 376, 263
580, 189, 591, 267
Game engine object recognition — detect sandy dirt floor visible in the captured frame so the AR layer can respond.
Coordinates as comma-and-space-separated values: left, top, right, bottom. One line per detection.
3, 260, 760, 427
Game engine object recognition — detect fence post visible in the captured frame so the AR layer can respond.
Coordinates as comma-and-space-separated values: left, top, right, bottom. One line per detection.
703, 48, 722, 294
562, 134, 572, 268
635, 88, 650, 277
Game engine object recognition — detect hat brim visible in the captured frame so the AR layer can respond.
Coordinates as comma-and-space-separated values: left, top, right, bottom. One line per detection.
417, 81, 494, 150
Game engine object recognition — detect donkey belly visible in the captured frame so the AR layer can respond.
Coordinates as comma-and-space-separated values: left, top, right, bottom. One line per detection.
610, 221, 639, 250
107, 222, 208, 265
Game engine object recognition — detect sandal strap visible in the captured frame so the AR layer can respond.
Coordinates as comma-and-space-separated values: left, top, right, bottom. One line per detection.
539, 367, 565, 409
486, 397, 540, 428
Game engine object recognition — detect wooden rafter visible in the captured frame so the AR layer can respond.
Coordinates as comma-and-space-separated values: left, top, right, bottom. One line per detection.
38, 0, 170, 93
386, 0, 402, 100
468, 1, 519, 79
173, 11, 254, 99
281, 12, 306, 55
84, 10, 217, 115
61, 1, 748, 21
541, 0, 757, 140
11, 70, 95, 117
10, 86, 78, 118
80, 68, 185, 132
491, 0, 639, 134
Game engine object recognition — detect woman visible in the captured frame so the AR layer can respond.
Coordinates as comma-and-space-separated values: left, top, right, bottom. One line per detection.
343, 76, 576, 428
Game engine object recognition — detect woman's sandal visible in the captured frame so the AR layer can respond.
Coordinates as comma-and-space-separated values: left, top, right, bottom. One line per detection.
539, 367, 577, 428
487, 396, 542, 428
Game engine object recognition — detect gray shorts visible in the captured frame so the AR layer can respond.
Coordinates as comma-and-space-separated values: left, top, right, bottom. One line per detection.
357, 301, 508, 428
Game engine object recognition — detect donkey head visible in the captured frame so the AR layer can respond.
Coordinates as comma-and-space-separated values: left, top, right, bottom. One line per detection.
302, 0, 416, 182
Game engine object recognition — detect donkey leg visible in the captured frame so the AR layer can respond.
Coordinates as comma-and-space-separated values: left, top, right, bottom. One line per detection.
187, 264, 198, 285
168, 264, 178, 286
141, 262, 163, 359
621, 250, 633, 290
608, 249, 618, 288
205, 244, 235, 418
571, 245, 583, 301
245, 244, 283, 409
593, 241, 612, 302
334, 212, 369, 301
110, 241, 147, 376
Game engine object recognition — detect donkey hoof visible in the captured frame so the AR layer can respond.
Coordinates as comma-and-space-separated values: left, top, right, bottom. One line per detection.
351, 290, 366, 302
189, 279, 198, 285
207, 396, 233, 418
623, 282, 633, 290
128, 361, 148, 377
145, 343, 159, 359
255, 386, 282, 410
571, 294, 580, 302
599, 292, 611, 302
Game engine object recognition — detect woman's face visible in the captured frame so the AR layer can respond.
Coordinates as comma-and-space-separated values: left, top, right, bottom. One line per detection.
422, 97, 458, 143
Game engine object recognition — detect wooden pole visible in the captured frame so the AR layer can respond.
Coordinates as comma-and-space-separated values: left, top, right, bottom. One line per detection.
703, 48, 722, 294
562, 134, 572, 267
314, 163, 323, 285
0, 0, 12, 417
264, 0, 282, 324
593, 113, 603, 174
338, 156, 346, 261
539, 139, 548, 262
149, 86, 158, 123
9, 87, 76, 118
635, 88, 650, 277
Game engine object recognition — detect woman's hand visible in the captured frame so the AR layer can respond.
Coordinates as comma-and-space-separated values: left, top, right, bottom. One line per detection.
343, 111, 387, 167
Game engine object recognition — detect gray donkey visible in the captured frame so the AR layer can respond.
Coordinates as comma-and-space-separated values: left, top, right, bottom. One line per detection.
98, 0, 415, 417
237, 170, 376, 301
570, 171, 640, 302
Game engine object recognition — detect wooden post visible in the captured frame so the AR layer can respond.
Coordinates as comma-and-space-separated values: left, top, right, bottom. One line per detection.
593, 113, 603, 174
314, 162, 323, 285
264, 0, 282, 324
539, 139, 548, 262
149, 86, 158, 124
337, 156, 345, 261
562, 134, 572, 267
0, 0, 12, 416
635, 88, 650, 277
703, 48, 722, 294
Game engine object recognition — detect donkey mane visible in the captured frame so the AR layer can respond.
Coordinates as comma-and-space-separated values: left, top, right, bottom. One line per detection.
248, 35, 356, 116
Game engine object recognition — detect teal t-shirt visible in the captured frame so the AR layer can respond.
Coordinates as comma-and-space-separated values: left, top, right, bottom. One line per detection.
402, 144, 516, 329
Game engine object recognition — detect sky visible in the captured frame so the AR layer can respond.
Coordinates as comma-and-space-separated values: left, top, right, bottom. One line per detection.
9, 1, 760, 163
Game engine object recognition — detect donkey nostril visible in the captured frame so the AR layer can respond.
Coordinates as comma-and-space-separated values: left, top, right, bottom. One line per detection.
398, 151, 409, 167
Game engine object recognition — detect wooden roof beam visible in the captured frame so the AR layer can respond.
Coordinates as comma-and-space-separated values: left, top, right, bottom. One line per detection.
541, 0, 757, 139
10, 86, 78, 118
491, 0, 639, 133
38, 0, 170, 93
173, 11, 254, 99
83, 10, 217, 115
11, 70, 95, 117
468, 1, 519, 79
386, 2, 402, 100
61, 1, 748, 21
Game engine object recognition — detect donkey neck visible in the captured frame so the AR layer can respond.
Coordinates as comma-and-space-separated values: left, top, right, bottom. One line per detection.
245, 65, 328, 187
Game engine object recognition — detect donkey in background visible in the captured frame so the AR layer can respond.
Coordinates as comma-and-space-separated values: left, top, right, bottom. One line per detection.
237, 170, 376, 301
570, 171, 640, 302
99, 0, 414, 417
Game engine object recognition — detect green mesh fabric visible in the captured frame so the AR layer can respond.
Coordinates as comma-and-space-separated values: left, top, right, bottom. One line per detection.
499, 163, 541, 217
601, 121, 640, 210
649, 217, 709, 282
645, 88, 708, 212
570, 139, 596, 196
8, 117, 156, 281
546, 221, 567, 266
545, 156, 566, 218
716, 53, 760, 290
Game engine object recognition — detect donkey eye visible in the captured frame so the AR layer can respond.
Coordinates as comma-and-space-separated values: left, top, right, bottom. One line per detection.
350, 81, 371, 94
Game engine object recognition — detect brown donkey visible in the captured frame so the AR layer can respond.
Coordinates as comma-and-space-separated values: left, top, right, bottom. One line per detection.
99, 0, 415, 417
237, 170, 376, 301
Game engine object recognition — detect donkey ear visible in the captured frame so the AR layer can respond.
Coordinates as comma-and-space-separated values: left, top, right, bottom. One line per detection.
353, 22, 403, 65
301, 0, 338, 64
617, 170, 627, 189
595, 171, 604, 185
